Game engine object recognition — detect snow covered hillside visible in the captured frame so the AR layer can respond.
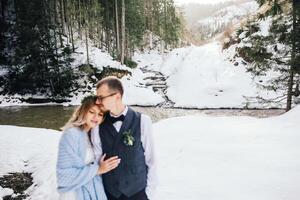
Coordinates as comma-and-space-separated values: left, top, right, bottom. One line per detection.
0, 19, 292, 109
222, 10, 300, 108
133, 42, 280, 108
1, 106, 300, 199
0, 39, 287, 108
192, 1, 258, 39
0, 39, 163, 107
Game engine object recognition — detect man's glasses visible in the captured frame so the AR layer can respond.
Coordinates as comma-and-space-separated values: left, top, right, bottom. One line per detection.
96, 92, 117, 102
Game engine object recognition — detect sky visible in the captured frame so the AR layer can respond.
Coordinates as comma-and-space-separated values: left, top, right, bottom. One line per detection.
174, 0, 231, 5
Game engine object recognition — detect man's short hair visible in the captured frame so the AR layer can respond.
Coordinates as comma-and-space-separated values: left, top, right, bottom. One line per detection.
96, 76, 124, 96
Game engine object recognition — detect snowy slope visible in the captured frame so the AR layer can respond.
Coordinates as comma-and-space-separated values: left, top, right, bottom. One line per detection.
193, 1, 258, 39
65, 40, 165, 106
1, 106, 300, 199
133, 42, 280, 108
72, 40, 130, 71
0, 17, 289, 109
1, 40, 284, 108
222, 14, 296, 107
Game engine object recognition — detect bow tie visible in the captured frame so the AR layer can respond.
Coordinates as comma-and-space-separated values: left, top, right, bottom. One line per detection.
108, 114, 125, 124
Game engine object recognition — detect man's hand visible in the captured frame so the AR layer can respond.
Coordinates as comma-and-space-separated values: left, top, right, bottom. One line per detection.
98, 154, 121, 175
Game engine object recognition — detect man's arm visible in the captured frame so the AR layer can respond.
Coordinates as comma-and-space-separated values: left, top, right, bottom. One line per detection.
141, 114, 158, 200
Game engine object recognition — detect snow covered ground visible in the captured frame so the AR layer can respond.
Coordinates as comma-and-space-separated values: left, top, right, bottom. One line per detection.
1, 106, 300, 200
133, 42, 281, 108
155, 106, 300, 200
0, 127, 60, 199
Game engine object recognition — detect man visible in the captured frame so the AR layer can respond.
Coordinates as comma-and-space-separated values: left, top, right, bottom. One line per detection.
91, 76, 157, 200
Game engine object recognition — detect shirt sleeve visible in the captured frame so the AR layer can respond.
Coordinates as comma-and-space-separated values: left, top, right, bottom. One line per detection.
141, 114, 158, 200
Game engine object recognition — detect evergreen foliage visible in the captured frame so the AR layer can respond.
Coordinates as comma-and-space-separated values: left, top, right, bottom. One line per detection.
235, 0, 300, 110
0, 0, 182, 97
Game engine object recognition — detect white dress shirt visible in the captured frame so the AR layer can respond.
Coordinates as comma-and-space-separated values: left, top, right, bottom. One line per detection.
91, 106, 158, 199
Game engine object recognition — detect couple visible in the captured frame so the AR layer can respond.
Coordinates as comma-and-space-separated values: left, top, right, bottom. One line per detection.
56, 76, 157, 200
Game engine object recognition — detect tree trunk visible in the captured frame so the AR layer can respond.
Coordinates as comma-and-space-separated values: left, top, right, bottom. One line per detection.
121, 0, 125, 64
163, 0, 167, 42
105, 0, 110, 53
70, 1, 75, 51
149, 32, 153, 49
54, 0, 59, 56
115, 0, 120, 59
286, 68, 294, 111
148, 0, 154, 48
78, 0, 82, 40
85, 27, 89, 65
293, 0, 300, 74
85, 3, 89, 65
286, 2, 297, 112
57, 0, 63, 47
59, 0, 65, 35
70, 21, 74, 51
1, 0, 6, 21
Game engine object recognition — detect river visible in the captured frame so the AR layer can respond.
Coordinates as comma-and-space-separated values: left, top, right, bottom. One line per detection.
0, 106, 285, 130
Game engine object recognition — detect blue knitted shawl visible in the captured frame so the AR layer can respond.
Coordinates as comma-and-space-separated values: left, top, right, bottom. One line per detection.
56, 127, 107, 200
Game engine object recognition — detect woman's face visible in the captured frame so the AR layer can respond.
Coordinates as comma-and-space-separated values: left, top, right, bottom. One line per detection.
84, 105, 103, 130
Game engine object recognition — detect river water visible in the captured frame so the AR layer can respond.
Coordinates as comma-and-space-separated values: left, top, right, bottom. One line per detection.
0, 106, 285, 130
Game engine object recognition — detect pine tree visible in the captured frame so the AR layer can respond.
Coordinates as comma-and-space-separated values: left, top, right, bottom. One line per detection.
237, 0, 300, 111
0, 0, 182, 98
2, 0, 76, 97
294, 0, 300, 75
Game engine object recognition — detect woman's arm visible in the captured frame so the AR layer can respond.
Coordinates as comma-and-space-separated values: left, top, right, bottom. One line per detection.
56, 129, 121, 192
56, 130, 99, 192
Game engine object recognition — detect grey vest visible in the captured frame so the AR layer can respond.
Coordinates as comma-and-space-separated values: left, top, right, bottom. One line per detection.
99, 107, 147, 198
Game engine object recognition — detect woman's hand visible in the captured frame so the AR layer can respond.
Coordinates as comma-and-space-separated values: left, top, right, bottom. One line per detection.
98, 154, 121, 175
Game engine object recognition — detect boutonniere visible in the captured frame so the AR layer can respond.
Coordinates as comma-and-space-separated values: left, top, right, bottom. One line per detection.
122, 129, 135, 146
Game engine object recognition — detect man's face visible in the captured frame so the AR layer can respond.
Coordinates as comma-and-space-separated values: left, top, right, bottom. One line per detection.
96, 84, 118, 112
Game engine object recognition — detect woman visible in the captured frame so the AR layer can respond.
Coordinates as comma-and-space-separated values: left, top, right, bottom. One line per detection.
56, 95, 121, 200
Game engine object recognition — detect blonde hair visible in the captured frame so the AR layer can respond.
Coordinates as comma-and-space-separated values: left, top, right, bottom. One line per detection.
61, 95, 101, 131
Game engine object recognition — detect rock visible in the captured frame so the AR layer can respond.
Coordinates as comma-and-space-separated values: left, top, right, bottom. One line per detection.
0, 172, 33, 200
